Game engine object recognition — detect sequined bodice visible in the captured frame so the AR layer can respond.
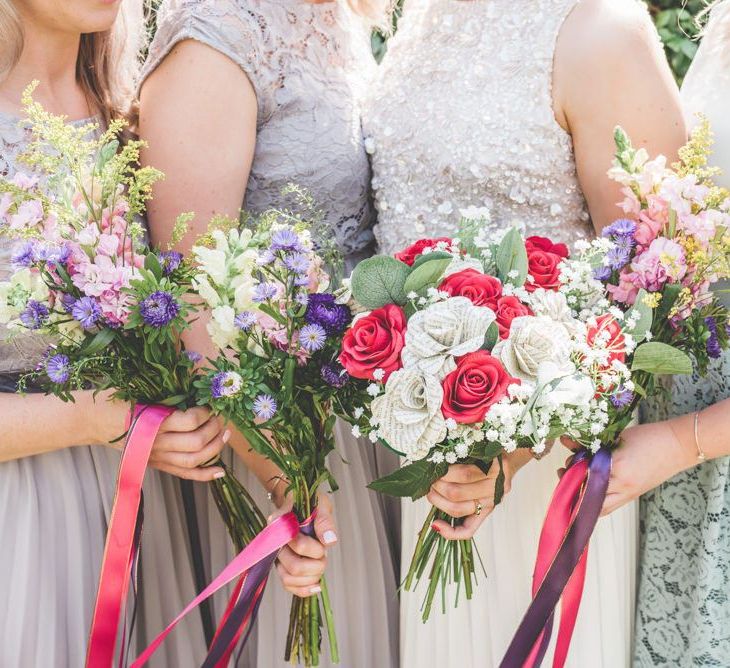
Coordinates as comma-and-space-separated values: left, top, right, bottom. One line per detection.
144, 0, 377, 260
363, 0, 592, 254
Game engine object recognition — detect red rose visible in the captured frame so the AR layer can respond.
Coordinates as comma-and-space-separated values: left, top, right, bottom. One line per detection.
494, 296, 533, 339
525, 236, 569, 259
525, 250, 564, 292
395, 237, 453, 266
441, 351, 519, 423
586, 314, 626, 367
339, 305, 406, 381
438, 269, 503, 309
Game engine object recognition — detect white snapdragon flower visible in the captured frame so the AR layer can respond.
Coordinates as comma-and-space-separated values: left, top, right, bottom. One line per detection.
192, 274, 222, 309
207, 305, 238, 350
371, 367, 447, 460
402, 296, 495, 379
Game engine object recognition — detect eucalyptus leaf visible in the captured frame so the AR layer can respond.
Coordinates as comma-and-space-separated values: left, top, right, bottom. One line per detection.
403, 257, 452, 295
350, 256, 410, 308
481, 322, 499, 351
368, 459, 439, 500
631, 341, 692, 375
495, 227, 528, 286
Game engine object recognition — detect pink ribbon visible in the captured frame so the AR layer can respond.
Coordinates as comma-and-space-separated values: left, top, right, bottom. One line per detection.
86, 404, 175, 668
131, 511, 300, 667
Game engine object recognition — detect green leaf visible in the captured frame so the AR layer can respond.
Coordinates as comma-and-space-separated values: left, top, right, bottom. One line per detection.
481, 322, 499, 351
368, 459, 440, 500
95, 139, 119, 172
144, 252, 163, 281
410, 251, 452, 270
656, 283, 681, 323
350, 256, 410, 308
83, 328, 115, 356
631, 342, 692, 375
403, 257, 452, 296
495, 227, 528, 286
494, 456, 505, 505
624, 289, 653, 343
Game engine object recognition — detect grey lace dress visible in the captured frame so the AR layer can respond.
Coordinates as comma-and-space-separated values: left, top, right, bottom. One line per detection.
141, 2, 400, 666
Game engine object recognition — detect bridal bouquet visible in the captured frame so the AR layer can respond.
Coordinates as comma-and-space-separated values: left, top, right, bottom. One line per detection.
193, 210, 354, 666
336, 220, 622, 620
0, 85, 264, 568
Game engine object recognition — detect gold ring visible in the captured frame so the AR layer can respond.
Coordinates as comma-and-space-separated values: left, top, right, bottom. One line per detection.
474, 500, 483, 516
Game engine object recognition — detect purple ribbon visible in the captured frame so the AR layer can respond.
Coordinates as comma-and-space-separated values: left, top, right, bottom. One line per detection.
500, 448, 611, 668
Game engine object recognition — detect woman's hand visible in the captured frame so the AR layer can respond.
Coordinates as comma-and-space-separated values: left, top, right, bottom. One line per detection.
273, 493, 338, 598
560, 421, 697, 516
429, 449, 532, 540
148, 407, 228, 481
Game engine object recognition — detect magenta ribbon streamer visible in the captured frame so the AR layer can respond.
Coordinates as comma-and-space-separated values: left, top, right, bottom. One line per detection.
500, 448, 611, 668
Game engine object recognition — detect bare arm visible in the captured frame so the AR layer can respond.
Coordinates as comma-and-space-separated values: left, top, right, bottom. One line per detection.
553, 0, 687, 232
138, 39, 285, 498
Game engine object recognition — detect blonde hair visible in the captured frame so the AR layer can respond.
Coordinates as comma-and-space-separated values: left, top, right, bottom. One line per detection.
0, 0, 145, 125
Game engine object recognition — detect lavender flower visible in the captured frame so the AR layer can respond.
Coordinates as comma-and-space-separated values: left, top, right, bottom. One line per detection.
270, 228, 302, 252
11, 241, 35, 268
253, 394, 277, 421
234, 311, 257, 331
602, 219, 637, 238
20, 300, 49, 330
299, 323, 327, 352
252, 282, 278, 303
284, 252, 310, 275
210, 371, 243, 398
46, 354, 71, 384
705, 317, 722, 359
304, 293, 351, 335
321, 362, 349, 388
610, 387, 635, 409
159, 251, 183, 276
72, 296, 102, 329
139, 291, 180, 327
185, 350, 203, 363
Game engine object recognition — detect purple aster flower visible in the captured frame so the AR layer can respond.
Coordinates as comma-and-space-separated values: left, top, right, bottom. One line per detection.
602, 218, 637, 238
210, 371, 243, 398
11, 240, 36, 268
606, 246, 631, 271
705, 316, 719, 335
252, 282, 278, 303
304, 293, 352, 335
612, 234, 635, 254
295, 291, 310, 307
294, 274, 310, 288
299, 323, 327, 352
139, 291, 180, 327
610, 387, 635, 409
270, 228, 302, 252
60, 294, 77, 314
284, 252, 310, 275
46, 354, 71, 384
72, 296, 102, 330
185, 350, 203, 363
234, 311, 257, 331
158, 251, 183, 276
20, 300, 49, 330
253, 394, 277, 421
705, 317, 722, 359
593, 265, 612, 281
257, 250, 276, 266
37, 243, 71, 267
321, 362, 349, 388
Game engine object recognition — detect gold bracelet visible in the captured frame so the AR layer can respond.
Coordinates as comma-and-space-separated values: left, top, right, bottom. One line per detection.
693, 411, 707, 462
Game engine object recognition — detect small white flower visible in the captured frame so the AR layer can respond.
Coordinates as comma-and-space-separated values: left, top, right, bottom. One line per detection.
373, 368, 386, 381
367, 383, 381, 397
429, 451, 445, 464
353, 407, 364, 419
455, 443, 469, 458
351, 425, 361, 438
445, 452, 457, 464
445, 418, 457, 431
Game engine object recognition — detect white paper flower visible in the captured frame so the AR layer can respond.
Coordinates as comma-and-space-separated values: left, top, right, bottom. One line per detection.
535, 362, 595, 409
442, 255, 485, 277
402, 296, 495, 379
371, 367, 447, 460
493, 315, 571, 382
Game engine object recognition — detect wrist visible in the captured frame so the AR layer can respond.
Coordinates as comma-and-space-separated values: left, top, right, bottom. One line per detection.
668, 413, 705, 472
89, 393, 129, 447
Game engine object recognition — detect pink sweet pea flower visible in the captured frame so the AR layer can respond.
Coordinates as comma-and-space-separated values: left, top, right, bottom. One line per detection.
0, 193, 12, 222
607, 269, 640, 305
10, 173, 39, 190
630, 238, 687, 292
9, 199, 44, 230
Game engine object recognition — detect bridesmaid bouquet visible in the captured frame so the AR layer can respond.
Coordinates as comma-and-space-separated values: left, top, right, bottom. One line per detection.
0, 85, 264, 576
193, 210, 355, 666
336, 220, 619, 620
502, 125, 730, 666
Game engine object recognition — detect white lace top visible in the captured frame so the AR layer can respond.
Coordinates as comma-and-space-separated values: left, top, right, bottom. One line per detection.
142, 0, 377, 260
363, 0, 592, 255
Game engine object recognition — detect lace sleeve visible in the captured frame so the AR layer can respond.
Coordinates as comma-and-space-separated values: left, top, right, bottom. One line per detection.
140, 0, 272, 120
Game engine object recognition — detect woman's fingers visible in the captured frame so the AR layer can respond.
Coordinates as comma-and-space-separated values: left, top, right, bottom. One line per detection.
313, 494, 338, 546
439, 464, 488, 484
426, 487, 493, 519
150, 462, 225, 481
160, 406, 212, 433
154, 416, 224, 453
431, 512, 489, 541
150, 431, 227, 470
431, 477, 495, 504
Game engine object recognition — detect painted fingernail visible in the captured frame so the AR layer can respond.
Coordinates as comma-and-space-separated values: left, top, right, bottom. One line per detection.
213, 470, 226, 479
223, 429, 231, 443
431, 523, 441, 533
322, 530, 337, 545
309, 585, 322, 594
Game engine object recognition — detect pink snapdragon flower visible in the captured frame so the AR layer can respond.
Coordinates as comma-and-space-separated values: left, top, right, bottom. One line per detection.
607, 269, 640, 305
630, 238, 687, 292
